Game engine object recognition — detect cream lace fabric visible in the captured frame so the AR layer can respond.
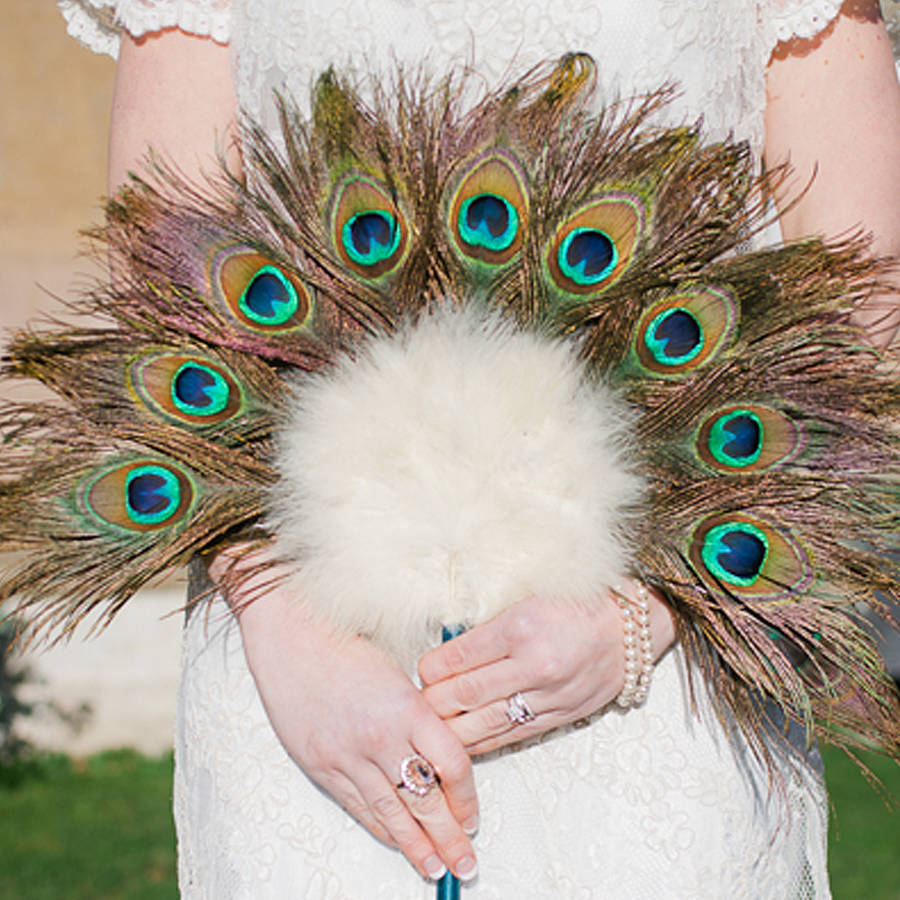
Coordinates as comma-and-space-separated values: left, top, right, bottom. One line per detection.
58, 0, 845, 897
175, 612, 829, 899
60, 0, 845, 157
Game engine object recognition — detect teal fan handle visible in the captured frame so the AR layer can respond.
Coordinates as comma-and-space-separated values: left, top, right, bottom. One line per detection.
436, 624, 467, 900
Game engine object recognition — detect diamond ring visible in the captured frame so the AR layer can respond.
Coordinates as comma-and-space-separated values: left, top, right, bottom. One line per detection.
505, 691, 536, 725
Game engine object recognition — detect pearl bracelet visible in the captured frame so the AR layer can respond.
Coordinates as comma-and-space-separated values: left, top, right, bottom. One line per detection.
614, 581, 654, 708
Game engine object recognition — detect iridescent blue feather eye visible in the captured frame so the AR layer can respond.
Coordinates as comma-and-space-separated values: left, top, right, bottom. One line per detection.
645, 308, 702, 365
342, 211, 401, 267
171, 363, 231, 416
126, 466, 182, 526
634, 287, 737, 376
131, 353, 242, 426
701, 522, 769, 586
83, 460, 195, 533
458, 195, 519, 252
547, 193, 644, 297
697, 404, 801, 473
558, 229, 617, 285
333, 175, 408, 278
709, 411, 762, 466
689, 514, 813, 600
718, 414, 761, 461
240, 266, 300, 326
214, 249, 313, 332
448, 153, 527, 267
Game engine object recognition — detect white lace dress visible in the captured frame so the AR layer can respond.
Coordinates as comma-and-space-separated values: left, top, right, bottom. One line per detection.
60, 1, 845, 897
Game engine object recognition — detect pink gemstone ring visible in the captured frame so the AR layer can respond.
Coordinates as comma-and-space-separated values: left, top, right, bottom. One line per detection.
398, 753, 439, 797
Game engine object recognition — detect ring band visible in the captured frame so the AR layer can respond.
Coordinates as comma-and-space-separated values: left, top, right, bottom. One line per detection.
505, 691, 536, 725
398, 753, 439, 796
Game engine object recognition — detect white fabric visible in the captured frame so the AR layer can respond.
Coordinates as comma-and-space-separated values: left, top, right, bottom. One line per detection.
175, 609, 830, 899
58, 0, 231, 53
60, 0, 845, 160
58, 0, 845, 897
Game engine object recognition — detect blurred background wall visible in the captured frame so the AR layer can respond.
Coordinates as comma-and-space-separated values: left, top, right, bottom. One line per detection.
1, 2, 182, 756
2, 1, 112, 332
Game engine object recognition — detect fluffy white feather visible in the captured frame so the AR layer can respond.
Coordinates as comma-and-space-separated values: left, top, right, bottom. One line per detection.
270, 304, 643, 662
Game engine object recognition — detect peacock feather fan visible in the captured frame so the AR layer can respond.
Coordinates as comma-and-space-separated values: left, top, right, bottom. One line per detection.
1, 55, 898, 769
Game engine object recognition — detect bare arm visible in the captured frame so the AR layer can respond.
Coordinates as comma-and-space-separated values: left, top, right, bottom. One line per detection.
109, 28, 478, 883
765, 1, 900, 345
109, 28, 239, 193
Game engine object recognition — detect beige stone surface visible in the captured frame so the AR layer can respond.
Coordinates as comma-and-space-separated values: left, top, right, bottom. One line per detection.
10, 589, 185, 756
1, 6, 183, 755
0, 1, 113, 342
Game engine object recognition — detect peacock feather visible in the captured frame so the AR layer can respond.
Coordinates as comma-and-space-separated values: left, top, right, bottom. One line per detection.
1, 55, 898, 768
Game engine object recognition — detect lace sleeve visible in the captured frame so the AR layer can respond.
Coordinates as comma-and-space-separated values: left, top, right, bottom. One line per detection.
760, 0, 843, 51
57, 0, 231, 59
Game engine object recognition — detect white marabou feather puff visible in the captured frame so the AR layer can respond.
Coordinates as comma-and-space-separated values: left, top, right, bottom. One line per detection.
269, 304, 644, 663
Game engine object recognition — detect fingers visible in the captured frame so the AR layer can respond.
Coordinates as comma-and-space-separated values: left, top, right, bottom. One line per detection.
323, 769, 394, 847
398, 775, 478, 882
418, 614, 512, 685
413, 721, 480, 837
440, 693, 537, 747
423, 657, 522, 717
354, 755, 477, 883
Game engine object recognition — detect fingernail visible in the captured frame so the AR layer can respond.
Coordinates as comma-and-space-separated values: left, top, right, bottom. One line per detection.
456, 856, 478, 882
424, 856, 446, 881
462, 814, 480, 835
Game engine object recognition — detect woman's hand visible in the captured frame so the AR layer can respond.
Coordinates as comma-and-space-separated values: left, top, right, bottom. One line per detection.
419, 585, 675, 755
210, 550, 480, 884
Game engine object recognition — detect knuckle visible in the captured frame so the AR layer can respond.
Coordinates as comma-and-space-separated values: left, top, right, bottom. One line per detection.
484, 702, 513, 732
357, 718, 391, 754
535, 645, 566, 683
444, 640, 468, 673
300, 735, 335, 774
437, 748, 472, 787
409, 786, 445, 818
371, 791, 405, 821
441, 753, 472, 800
506, 608, 541, 644
443, 835, 472, 862
453, 673, 481, 708
403, 691, 432, 721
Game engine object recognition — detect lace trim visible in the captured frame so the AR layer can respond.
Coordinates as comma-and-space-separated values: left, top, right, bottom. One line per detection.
57, 0, 231, 59
763, 0, 843, 51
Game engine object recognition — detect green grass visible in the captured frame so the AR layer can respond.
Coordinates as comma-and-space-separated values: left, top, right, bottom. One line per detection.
824, 744, 900, 900
0, 744, 896, 898
0, 750, 176, 900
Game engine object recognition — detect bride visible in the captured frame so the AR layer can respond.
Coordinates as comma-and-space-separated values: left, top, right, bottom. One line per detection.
57, 0, 899, 896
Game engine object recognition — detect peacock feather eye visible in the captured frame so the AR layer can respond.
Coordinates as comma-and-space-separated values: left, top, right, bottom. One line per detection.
332, 174, 407, 278
447, 153, 527, 266
213, 249, 312, 332
634, 287, 738, 376
644, 308, 702, 365
707, 410, 762, 466
130, 353, 243, 426
701, 520, 770, 587
171, 362, 230, 416
689, 514, 814, 600
697, 404, 802, 473
82, 459, 195, 533
240, 266, 298, 325
546, 193, 644, 297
